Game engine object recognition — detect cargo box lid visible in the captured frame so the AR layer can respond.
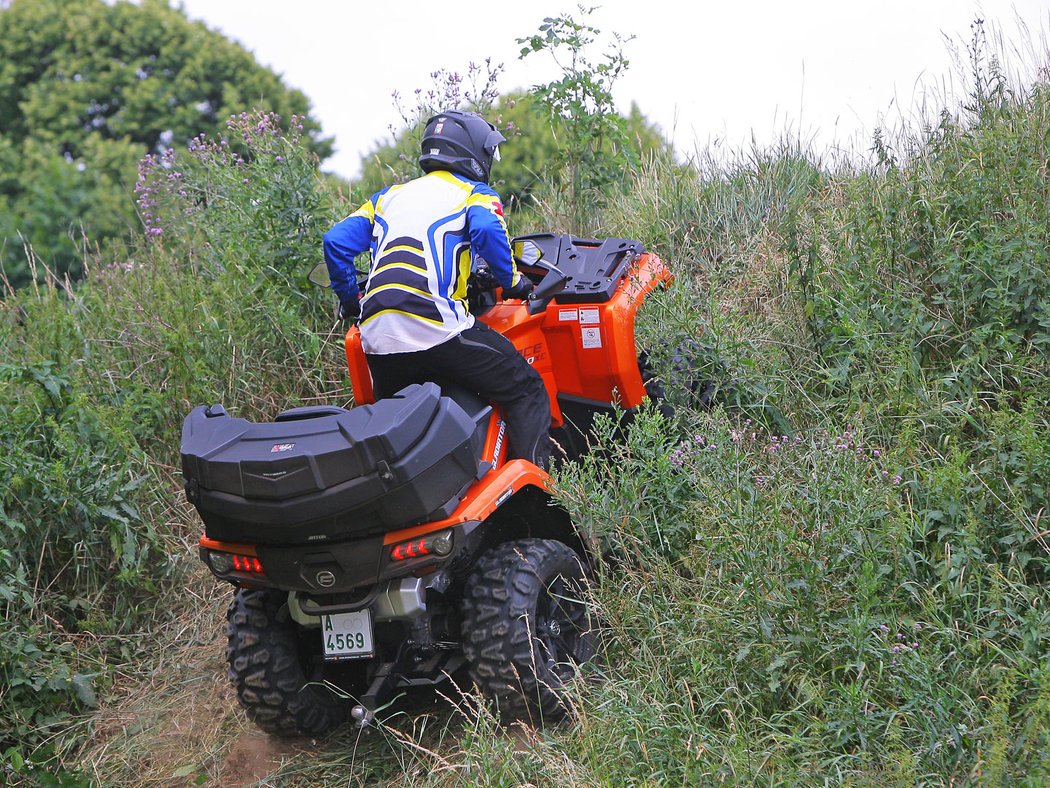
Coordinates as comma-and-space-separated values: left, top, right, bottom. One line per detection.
181, 383, 445, 501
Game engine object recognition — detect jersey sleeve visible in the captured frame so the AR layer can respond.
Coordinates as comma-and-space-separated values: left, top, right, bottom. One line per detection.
323, 196, 378, 303
465, 183, 521, 290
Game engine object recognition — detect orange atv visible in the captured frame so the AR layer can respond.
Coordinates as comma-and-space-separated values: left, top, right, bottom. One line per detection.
181, 233, 671, 734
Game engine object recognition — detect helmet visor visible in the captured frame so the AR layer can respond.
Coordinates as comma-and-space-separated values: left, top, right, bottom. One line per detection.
483, 126, 506, 163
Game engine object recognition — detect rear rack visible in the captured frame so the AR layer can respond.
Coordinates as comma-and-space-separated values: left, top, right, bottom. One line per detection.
515, 233, 645, 304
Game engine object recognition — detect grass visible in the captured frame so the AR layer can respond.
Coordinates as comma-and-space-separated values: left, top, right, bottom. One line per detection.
2, 18, 1049, 787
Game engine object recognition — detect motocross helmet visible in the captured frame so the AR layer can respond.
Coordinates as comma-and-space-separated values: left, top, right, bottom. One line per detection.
418, 110, 506, 184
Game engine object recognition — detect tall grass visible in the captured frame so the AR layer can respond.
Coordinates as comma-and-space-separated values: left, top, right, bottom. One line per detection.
195, 22, 1049, 783
527, 19, 1048, 784
2, 19, 1048, 786
0, 110, 348, 779
285, 18, 1047, 785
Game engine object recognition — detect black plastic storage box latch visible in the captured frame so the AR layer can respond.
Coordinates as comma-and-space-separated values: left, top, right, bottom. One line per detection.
185, 477, 200, 504
376, 460, 395, 484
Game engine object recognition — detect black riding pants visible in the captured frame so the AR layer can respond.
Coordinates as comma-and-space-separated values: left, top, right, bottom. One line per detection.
365, 321, 552, 468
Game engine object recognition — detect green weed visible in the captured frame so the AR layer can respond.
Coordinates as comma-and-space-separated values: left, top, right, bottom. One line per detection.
2, 14, 1048, 788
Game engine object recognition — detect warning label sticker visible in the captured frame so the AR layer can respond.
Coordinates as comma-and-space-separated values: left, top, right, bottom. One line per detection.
559, 309, 578, 322
581, 326, 602, 349
579, 307, 600, 324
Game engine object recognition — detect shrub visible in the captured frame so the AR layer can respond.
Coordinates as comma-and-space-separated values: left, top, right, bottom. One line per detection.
0, 109, 346, 760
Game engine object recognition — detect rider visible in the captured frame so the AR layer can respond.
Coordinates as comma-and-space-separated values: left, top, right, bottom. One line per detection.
323, 109, 553, 469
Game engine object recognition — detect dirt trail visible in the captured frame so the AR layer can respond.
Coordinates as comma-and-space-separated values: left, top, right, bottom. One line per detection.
218, 731, 304, 787
77, 563, 471, 785
76, 568, 262, 785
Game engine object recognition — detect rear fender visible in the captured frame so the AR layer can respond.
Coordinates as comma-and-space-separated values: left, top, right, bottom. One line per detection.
386, 460, 588, 564
475, 483, 588, 562
381, 459, 550, 546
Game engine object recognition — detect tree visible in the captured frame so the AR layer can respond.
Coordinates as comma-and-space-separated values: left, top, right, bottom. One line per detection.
518, 7, 639, 232
352, 8, 671, 235
0, 0, 332, 288
354, 91, 671, 222
355, 92, 563, 213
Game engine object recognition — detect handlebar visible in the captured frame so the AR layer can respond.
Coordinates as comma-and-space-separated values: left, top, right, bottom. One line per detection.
525, 263, 570, 315
469, 259, 571, 316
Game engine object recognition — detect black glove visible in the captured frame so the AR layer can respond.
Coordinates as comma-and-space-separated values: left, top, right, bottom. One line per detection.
338, 297, 361, 322
503, 276, 534, 301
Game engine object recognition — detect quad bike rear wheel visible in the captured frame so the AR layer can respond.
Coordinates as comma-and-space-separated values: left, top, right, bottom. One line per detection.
461, 539, 595, 725
227, 588, 349, 737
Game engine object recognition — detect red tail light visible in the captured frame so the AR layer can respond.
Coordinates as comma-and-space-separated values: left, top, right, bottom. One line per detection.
231, 554, 264, 574
391, 539, 428, 561
390, 531, 453, 561
207, 549, 265, 577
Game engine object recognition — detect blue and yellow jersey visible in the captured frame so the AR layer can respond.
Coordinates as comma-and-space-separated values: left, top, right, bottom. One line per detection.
323, 171, 522, 354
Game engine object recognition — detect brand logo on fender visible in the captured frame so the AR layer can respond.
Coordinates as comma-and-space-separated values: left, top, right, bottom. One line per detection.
520, 342, 546, 366
492, 420, 507, 466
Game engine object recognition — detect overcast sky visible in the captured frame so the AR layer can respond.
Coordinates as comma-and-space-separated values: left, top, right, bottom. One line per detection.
175, 0, 1049, 179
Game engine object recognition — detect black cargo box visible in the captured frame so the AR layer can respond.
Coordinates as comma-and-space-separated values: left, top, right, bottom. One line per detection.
181, 383, 488, 545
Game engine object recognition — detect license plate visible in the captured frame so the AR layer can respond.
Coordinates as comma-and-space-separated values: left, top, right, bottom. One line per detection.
321, 609, 374, 660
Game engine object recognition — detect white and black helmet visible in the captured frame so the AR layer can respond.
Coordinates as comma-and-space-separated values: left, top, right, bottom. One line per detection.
418, 110, 506, 184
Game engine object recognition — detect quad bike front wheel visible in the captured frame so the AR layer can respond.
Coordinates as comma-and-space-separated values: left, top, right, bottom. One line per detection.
461, 539, 595, 725
226, 588, 350, 737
